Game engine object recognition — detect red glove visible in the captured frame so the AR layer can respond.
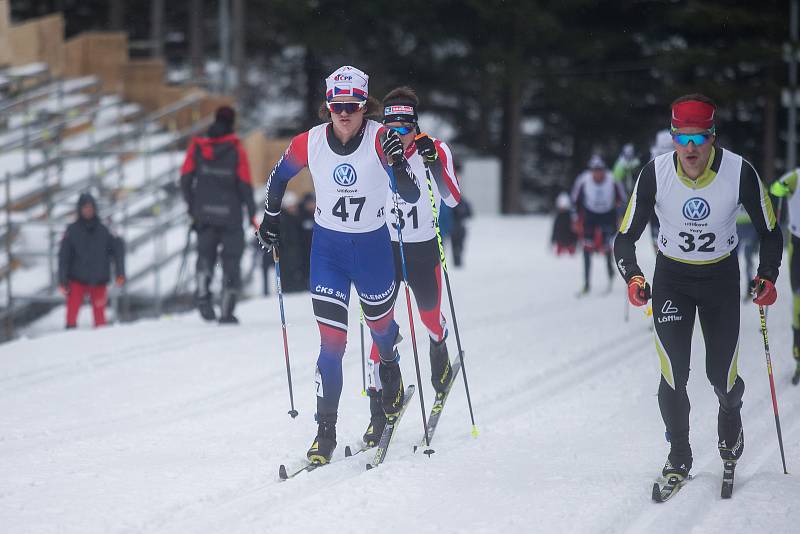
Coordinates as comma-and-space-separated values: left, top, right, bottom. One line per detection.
751, 277, 777, 306
627, 275, 651, 307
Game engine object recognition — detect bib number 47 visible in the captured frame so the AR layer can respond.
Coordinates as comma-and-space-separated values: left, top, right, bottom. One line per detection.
678, 231, 716, 253
332, 196, 366, 222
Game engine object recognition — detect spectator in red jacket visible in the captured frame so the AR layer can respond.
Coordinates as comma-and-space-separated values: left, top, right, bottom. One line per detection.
58, 193, 125, 328
180, 106, 257, 324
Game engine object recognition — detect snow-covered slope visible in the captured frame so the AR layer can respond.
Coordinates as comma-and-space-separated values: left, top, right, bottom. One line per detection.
1, 216, 799, 533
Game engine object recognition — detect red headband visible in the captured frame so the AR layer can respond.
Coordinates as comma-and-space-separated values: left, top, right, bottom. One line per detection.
671, 100, 715, 130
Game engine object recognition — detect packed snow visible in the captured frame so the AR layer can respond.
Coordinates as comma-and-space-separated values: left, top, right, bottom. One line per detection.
1, 216, 799, 533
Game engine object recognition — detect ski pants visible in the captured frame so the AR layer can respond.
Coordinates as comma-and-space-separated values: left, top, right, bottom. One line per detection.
652, 253, 744, 465
309, 223, 400, 417
195, 224, 244, 291
65, 281, 108, 328
581, 210, 616, 288
367, 238, 447, 390
790, 235, 800, 359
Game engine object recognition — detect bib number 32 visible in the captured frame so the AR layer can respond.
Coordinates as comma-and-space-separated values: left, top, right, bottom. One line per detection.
678, 231, 716, 253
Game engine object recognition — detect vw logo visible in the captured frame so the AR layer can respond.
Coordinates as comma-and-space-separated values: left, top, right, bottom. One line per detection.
333, 163, 357, 186
682, 197, 710, 221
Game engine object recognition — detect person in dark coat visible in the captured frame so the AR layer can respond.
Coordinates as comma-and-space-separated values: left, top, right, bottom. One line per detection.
180, 106, 257, 324
58, 193, 125, 328
450, 197, 472, 267
278, 191, 308, 293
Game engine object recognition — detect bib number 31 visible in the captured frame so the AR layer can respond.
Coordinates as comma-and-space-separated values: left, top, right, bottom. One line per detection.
678, 231, 716, 253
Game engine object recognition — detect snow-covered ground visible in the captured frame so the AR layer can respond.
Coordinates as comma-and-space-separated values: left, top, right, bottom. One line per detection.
1, 216, 799, 533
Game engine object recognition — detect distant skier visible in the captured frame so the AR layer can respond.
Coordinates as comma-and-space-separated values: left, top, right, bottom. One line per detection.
450, 197, 472, 267
571, 154, 626, 294
58, 193, 125, 329
613, 143, 641, 194
614, 94, 782, 493
258, 66, 420, 464
180, 105, 257, 324
769, 169, 800, 383
646, 130, 674, 247
551, 192, 577, 255
361, 86, 462, 447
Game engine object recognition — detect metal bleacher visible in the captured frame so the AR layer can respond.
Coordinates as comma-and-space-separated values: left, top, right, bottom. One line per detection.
0, 63, 234, 341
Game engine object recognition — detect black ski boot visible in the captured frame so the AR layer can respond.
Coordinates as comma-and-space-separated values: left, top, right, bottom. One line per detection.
307, 414, 337, 464
662, 457, 691, 479
429, 337, 453, 397
362, 388, 386, 447
718, 406, 744, 461
218, 289, 239, 324
379, 358, 404, 419
195, 270, 216, 321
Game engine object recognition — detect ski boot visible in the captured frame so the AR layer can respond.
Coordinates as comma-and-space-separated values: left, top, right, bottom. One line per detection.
379, 357, 404, 419
307, 414, 337, 465
429, 337, 453, 397
218, 289, 239, 325
195, 270, 216, 321
662, 457, 691, 479
362, 388, 386, 447
718, 407, 744, 462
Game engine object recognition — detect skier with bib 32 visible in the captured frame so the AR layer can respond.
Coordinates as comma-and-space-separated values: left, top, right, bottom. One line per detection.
614, 94, 782, 495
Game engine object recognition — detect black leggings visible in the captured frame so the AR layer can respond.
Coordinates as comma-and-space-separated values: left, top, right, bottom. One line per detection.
651, 253, 744, 464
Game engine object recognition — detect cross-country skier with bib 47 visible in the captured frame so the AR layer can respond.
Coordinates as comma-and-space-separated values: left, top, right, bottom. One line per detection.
614, 94, 782, 497
258, 66, 420, 465
361, 86, 462, 447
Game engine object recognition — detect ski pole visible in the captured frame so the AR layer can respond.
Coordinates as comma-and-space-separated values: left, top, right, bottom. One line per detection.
255, 233, 299, 419
757, 303, 788, 474
389, 165, 433, 455
359, 305, 367, 396
421, 157, 478, 438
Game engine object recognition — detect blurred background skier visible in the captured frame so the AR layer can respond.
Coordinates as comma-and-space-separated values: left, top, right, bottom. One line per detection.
571, 154, 627, 294
769, 168, 800, 383
551, 191, 577, 255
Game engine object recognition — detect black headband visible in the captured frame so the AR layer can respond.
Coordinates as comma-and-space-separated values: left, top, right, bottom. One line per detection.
383, 102, 418, 124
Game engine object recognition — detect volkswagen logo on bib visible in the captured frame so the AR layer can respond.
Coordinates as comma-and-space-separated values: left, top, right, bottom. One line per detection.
333, 164, 357, 186
683, 197, 710, 221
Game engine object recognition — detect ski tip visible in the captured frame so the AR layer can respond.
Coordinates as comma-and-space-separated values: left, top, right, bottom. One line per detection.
651, 483, 662, 503
278, 464, 288, 480
471, 425, 479, 438
412, 445, 418, 454
345, 446, 352, 457
721, 486, 732, 499
366, 463, 374, 471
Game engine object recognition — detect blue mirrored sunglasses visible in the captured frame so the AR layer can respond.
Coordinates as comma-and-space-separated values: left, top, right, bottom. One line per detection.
390, 125, 414, 135
672, 131, 714, 146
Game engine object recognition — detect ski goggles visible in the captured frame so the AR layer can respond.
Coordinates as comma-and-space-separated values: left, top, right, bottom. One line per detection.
388, 124, 415, 135
671, 129, 715, 146
327, 100, 367, 114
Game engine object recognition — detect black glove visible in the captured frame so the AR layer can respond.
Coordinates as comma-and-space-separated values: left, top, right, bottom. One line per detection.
415, 133, 438, 165
257, 213, 281, 250
381, 129, 404, 165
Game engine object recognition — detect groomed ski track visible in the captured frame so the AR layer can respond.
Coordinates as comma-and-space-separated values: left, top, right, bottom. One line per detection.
1, 216, 799, 533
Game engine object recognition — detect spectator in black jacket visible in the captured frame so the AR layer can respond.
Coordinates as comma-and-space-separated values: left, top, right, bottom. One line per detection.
180, 106, 257, 324
58, 193, 125, 328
